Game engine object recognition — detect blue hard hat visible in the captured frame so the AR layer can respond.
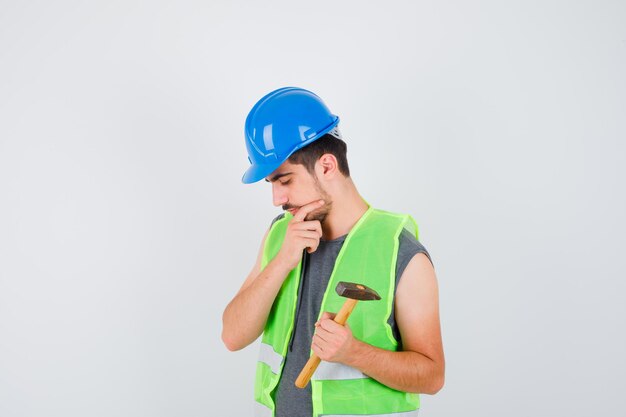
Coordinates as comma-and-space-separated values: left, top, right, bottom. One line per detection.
241, 87, 340, 184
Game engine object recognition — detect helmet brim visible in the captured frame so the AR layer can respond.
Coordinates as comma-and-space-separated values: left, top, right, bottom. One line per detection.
241, 115, 340, 184
241, 161, 283, 184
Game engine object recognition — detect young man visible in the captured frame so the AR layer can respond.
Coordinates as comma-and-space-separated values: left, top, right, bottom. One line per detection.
222, 87, 444, 417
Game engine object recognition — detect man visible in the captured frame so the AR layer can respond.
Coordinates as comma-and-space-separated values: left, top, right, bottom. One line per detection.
222, 87, 444, 417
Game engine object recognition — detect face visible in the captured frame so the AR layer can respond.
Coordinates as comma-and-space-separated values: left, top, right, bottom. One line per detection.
265, 160, 333, 222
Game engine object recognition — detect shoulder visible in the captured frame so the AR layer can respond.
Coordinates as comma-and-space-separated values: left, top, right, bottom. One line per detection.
270, 212, 286, 228
395, 229, 438, 313
397, 228, 433, 267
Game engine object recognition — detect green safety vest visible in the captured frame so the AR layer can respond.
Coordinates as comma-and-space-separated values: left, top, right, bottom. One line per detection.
254, 205, 421, 417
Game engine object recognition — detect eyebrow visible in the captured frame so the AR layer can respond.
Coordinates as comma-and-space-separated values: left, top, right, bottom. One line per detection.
265, 172, 294, 183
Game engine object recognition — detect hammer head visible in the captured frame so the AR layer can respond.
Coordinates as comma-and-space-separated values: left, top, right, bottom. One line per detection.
335, 281, 381, 301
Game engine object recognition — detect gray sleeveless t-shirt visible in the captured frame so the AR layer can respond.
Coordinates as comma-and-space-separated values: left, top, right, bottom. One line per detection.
267, 213, 433, 417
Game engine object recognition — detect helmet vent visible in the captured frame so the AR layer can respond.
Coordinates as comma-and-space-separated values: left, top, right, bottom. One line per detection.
328, 126, 342, 139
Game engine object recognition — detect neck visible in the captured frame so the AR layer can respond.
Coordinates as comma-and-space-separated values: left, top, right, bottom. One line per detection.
320, 178, 369, 241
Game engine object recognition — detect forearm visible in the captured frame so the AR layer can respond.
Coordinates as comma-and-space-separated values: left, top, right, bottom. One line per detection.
345, 339, 444, 394
221, 258, 291, 351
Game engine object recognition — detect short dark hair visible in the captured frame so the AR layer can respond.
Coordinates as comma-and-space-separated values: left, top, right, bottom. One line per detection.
287, 133, 350, 178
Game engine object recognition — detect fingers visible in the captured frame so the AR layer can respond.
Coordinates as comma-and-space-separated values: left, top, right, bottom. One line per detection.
313, 330, 330, 344
320, 312, 335, 321
292, 221, 322, 238
312, 325, 346, 361
293, 199, 325, 222
311, 341, 323, 355
305, 238, 320, 254
315, 312, 336, 326
295, 230, 322, 241
317, 319, 342, 332
278, 199, 325, 267
325, 312, 336, 320
289, 215, 322, 254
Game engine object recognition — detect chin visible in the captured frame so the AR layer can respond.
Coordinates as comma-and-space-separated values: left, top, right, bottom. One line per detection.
307, 212, 327, 223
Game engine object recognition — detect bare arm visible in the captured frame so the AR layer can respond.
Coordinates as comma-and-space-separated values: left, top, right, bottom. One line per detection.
313, 252, 445, 394
222, 200, 325, 351
221, 227, 292, 351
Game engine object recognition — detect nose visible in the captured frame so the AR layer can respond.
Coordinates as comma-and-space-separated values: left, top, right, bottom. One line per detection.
272, 183, 288, 207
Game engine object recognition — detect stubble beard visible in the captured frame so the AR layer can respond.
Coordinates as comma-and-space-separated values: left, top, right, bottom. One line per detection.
306, 178, 332, 223
305, 202, 331, 223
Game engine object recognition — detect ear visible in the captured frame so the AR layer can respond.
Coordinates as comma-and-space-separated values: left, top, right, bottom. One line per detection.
316, 154, 338, 179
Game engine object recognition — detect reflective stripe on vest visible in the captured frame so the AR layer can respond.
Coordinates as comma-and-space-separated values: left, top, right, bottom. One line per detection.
254, 205, 421, 416
258, 342, 282, 374
322, 411, 419, 417
312, 361, 367, 380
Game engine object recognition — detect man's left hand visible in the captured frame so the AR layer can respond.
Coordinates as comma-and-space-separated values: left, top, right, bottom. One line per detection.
311, 312, 356, 363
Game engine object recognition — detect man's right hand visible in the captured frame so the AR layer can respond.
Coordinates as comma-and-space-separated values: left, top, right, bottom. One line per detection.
276, 199, 325, 270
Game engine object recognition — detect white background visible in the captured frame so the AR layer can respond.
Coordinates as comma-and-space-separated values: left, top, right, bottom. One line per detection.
1, 1, 625, 416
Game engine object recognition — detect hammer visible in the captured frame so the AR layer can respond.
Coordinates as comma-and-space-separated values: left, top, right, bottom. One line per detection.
294, 281, 381, 389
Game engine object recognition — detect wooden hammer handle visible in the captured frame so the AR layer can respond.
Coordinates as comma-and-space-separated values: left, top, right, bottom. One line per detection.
294, 298, 359, 388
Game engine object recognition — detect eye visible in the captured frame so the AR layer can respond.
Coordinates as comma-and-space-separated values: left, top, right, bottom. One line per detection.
280, 180, 291, 185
